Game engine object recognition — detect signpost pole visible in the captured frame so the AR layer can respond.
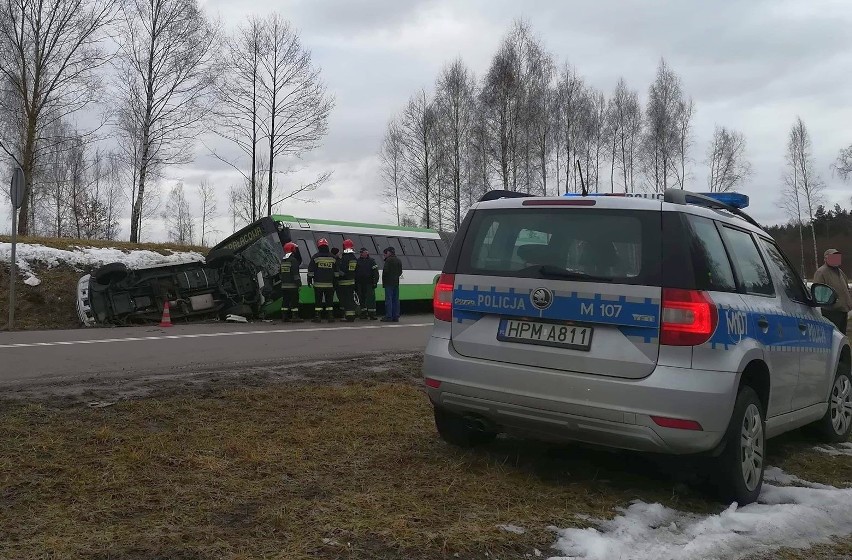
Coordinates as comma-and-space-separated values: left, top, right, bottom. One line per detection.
8, 166, 24, 330
8, 205, 16, 329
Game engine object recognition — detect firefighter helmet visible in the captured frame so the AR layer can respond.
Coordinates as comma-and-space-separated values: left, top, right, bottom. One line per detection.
283, 242, 296, 253
317, 238, 329, 247
342, 238, 354, 250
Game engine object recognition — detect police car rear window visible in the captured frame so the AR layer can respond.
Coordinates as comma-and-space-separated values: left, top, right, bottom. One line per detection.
458, 208, 661, 285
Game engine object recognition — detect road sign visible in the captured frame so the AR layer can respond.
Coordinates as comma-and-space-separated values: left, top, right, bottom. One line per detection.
10, 166, 24, 209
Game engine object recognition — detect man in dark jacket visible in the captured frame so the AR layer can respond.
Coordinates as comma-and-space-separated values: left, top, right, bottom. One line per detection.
355, 247, 379, 320
307, 238, 339, 323
337, 239, 359, 321
381, 246, 403, 322
279, 242, 303, 323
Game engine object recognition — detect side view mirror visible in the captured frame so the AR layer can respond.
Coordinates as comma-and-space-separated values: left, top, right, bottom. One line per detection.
811, 282, 838, 307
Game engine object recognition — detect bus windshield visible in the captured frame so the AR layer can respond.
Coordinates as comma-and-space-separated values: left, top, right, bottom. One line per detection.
241, 232, 285, 278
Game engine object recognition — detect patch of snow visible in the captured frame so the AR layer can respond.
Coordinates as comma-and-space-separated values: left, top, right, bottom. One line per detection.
763, 466, 836, 490
547, 468, 852, 560
0, 242, 205, 281
813, 442, 852, 457
498, 523, 526, 534
23, 274, 41, 286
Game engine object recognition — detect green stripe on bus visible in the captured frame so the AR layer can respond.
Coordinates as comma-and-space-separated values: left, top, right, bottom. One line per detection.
260, 283, 436, 314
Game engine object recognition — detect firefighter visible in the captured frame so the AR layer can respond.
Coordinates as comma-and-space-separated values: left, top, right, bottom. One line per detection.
307, 238, 339, 323
337, 239, 359, 321
279, 242, 303, 323
330, 246, 343, 319
355, 247, 379, 320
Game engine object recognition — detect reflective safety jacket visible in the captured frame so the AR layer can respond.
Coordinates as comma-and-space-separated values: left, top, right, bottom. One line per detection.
279, 254, 302, 289
307, 248, 339, 288
355, 256, 379, 286
338, 251, 358, 286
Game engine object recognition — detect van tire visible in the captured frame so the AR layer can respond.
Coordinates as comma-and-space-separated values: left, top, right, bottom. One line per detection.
433, 406, 497, 448
93, 262, 128, 285
713, 386, 765, 505
814, 364, 852, 443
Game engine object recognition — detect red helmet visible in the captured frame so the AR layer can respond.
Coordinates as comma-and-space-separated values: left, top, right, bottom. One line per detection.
283, 242, 296, 253
343, 239, 354, 249
317, 238, 329, 247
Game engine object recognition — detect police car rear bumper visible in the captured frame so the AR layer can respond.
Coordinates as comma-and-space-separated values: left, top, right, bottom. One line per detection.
423, 336, 737, 455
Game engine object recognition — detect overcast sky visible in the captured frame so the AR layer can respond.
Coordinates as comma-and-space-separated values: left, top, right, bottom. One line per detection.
3, 0, 852, 243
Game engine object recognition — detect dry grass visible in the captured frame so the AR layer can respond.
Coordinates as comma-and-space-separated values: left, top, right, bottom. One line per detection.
1, 377, 725, 560
1, 356, 851, 559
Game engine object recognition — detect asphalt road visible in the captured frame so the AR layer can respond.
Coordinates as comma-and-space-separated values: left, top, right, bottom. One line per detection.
0, 315, 434, 389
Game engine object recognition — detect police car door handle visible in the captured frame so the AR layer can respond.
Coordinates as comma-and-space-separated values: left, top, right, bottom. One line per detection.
798, 323, 808, 332
757, 317, 769, 330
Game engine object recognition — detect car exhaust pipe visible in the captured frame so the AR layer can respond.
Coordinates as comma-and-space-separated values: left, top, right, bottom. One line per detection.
464, 415, 495, 433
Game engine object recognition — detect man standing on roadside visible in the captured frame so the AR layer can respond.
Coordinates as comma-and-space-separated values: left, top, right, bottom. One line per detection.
814, 248, 852, 333
381, 246, 403, 322
355, 247, 379, 320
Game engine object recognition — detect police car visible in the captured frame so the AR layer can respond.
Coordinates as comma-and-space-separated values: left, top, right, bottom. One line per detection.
423, 188, 852, 505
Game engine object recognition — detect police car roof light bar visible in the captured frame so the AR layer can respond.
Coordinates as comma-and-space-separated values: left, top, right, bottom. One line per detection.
663, 189, 759, 228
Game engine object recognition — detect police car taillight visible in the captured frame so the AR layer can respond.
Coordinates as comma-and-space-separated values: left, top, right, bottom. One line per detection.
660, 288, 718, 346
434, 273, 455, 322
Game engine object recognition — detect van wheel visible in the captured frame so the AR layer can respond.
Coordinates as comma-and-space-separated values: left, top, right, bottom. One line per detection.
433, 407, 497, 448
815, 365, 852, 443
714, 386, 765, 505
93, 262, 128, 285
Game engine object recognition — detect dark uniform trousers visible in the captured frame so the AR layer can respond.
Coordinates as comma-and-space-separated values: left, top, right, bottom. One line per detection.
314, 287, 335, 317
338, 281, 357, 320
281, 287, 300, 320
357, 281, 376, 318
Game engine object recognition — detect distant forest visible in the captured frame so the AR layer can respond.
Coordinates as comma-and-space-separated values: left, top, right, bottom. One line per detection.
764, 203, 852, 279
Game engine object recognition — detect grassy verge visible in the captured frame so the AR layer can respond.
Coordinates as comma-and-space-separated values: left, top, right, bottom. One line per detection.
2, 358, 849, 560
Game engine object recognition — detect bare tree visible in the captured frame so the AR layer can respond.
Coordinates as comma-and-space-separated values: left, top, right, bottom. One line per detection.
554, 65, 583, 194
379, 116, 406, 225
164, 182, 193, 244
785, 117, 825, 272
671, 97, 694, 188
119, 0, 219, 242
197, 180, 217, 246
0, 0, 119, 234
643, 59, 685, 192
434, 59, 476, 229
259, 14, 333, 217
706, 126, 751, 192
210, 16, 266, 223
399, 90, 439, 228
835, 144, 852, 181
607, 78, 642, 193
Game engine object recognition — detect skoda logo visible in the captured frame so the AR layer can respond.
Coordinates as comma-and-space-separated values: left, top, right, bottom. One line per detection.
531, 287, 553, 310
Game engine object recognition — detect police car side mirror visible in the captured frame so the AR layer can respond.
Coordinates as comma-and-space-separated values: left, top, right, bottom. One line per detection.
811, 283, 838, 307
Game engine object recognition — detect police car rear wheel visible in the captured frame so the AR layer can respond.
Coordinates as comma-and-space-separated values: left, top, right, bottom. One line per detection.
815, 366, 852, 443
714, 386, 764, 505
433, 407, 497, 448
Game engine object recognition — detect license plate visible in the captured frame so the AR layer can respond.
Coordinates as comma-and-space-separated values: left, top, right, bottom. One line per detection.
497, 319, 593, 351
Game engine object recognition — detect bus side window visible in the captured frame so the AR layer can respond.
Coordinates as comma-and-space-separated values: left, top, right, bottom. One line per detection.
419, 239, 439, 257
401, 237, 423, 256
386, 236, 403, 256
359, 235, 377, 255
372, 235, 388, 254
299, 238, 317, 268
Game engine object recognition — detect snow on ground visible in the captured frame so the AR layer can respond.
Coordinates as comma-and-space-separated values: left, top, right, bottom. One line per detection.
0, 243, 205, 284
813, 442, 852, 457
547, 468, 852, 560
497, 523, 527, 534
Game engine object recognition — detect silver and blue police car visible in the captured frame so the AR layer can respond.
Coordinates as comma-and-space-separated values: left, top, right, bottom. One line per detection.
423, 188, 851, 505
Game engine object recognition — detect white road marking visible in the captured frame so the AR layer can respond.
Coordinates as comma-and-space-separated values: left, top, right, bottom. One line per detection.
0, 323, 433, 349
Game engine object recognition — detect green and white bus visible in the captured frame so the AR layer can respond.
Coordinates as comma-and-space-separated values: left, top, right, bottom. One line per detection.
209, 214, 450, 316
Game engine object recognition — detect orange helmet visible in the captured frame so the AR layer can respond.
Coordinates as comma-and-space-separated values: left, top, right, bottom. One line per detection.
343, 239, 354, 249
283, 242, 296, 253
317, 238, 329, 247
